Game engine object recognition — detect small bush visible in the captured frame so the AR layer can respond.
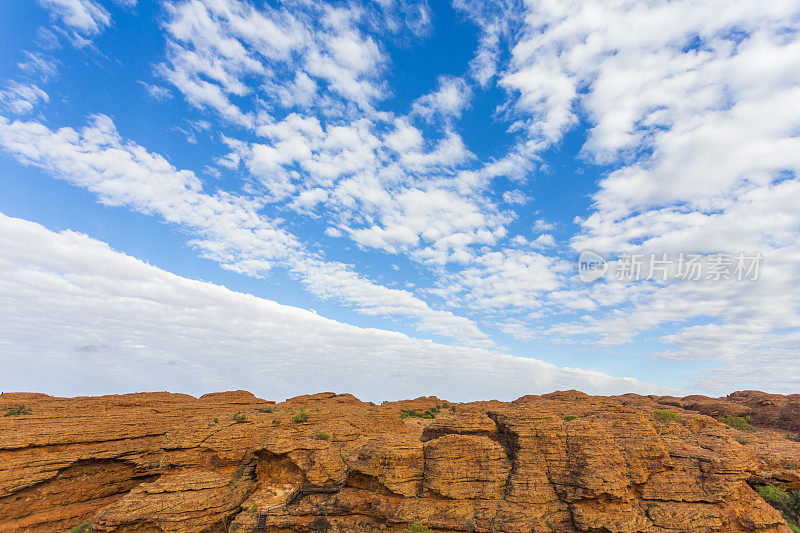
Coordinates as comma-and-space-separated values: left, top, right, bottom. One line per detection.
3, 405, 32, 417
272, 418, 281, 426
71, 521, 91, 533
293, 410, 310, 424
314, 431, 330, 441
401, 523, 433, 533
718, 415, 754, 432
400, 408, 438, 419
213, 418, 219, 424
786, 434, 800, 442
232, 412, 247, 423
734, 436, 749, 445
563, 415, 578, 422
653, 410, 679, 424
756, 484, 800, 532
258, 406, 274, 413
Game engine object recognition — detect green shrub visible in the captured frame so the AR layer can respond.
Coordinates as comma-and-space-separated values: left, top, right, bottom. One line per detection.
314, 431, 330, 441
232, 412, 247, 423
258, 406, 274, 413
718, 415, 754, 432
563, 415, 578, 422
734, 436, 749, 445
786, 434, 800, 442
3, 405, 32, 417
293, 410, 310, 424
400, 408, 438, 419
401, 523, 433, 533
653, 410, 679, 424
213, 417, 219, 424
756, 485, 800, 532
272, 418, 281, 426
71, 521, 91, 533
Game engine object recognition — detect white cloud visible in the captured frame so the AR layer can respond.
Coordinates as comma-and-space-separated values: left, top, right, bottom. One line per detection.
502, 189, 531, 205
0, 113, 488, 344
159, 0, 389, 124
0, 212, 671, 400
411, 76, 472, 121
139, 82, 173, 101
490, 0, 800, 391
0, 82, 49, 115
17, 52, 59, 82
37, 0, 110, 35
443, 248, 563, 310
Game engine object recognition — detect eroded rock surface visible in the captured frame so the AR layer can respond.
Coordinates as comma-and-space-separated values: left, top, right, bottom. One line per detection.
1, 390, 799, 532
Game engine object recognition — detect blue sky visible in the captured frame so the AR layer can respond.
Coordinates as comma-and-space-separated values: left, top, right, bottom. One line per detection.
0, 0, 799, 400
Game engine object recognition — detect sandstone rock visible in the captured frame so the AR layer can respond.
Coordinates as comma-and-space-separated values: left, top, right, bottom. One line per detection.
0, 391, 798, 532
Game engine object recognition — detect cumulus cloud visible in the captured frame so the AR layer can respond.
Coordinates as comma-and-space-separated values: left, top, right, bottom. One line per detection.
0, 113, 488, 344
411, 76, 472, 121
491, 0, 800, 391
37, 0, 110, 37
0, 212, 670, 400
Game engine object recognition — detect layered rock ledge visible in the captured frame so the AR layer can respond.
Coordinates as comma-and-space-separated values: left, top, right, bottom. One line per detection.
1, 390, 799, 532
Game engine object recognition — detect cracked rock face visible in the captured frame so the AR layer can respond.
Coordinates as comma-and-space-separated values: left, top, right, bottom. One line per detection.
1, 390, 799, 532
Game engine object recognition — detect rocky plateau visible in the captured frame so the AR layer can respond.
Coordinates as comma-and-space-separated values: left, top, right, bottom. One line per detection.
1, 389, 799, 532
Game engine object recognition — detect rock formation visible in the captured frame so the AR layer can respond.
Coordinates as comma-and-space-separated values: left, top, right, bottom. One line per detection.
1, 390, 799, 532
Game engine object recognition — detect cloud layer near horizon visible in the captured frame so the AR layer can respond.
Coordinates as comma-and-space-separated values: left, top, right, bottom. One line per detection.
0, 213, 667, 401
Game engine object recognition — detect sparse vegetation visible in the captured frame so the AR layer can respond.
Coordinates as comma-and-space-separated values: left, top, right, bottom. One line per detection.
787, 434, 800, 442
718, 415, 754, 432
257, 406, 274, 413
401, 523, 433, 533
272, 418, 281, 426
653, 410, 679, 424
71, 521, 92, 533
401, 404, 445, 419
314, 430, 330, 440
756, 484, 800, 532
3, 404, 32, 417
293, 410, 310, 424
232, 412, 247, 423
499, 441, 513, 459
563, 415, 579, 422
213, 418, 219, 424
734, 436, 749, 445
461, 519, 477, 532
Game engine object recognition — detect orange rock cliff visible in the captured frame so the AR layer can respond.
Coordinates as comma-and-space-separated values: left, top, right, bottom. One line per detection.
1, 390, 799, 532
